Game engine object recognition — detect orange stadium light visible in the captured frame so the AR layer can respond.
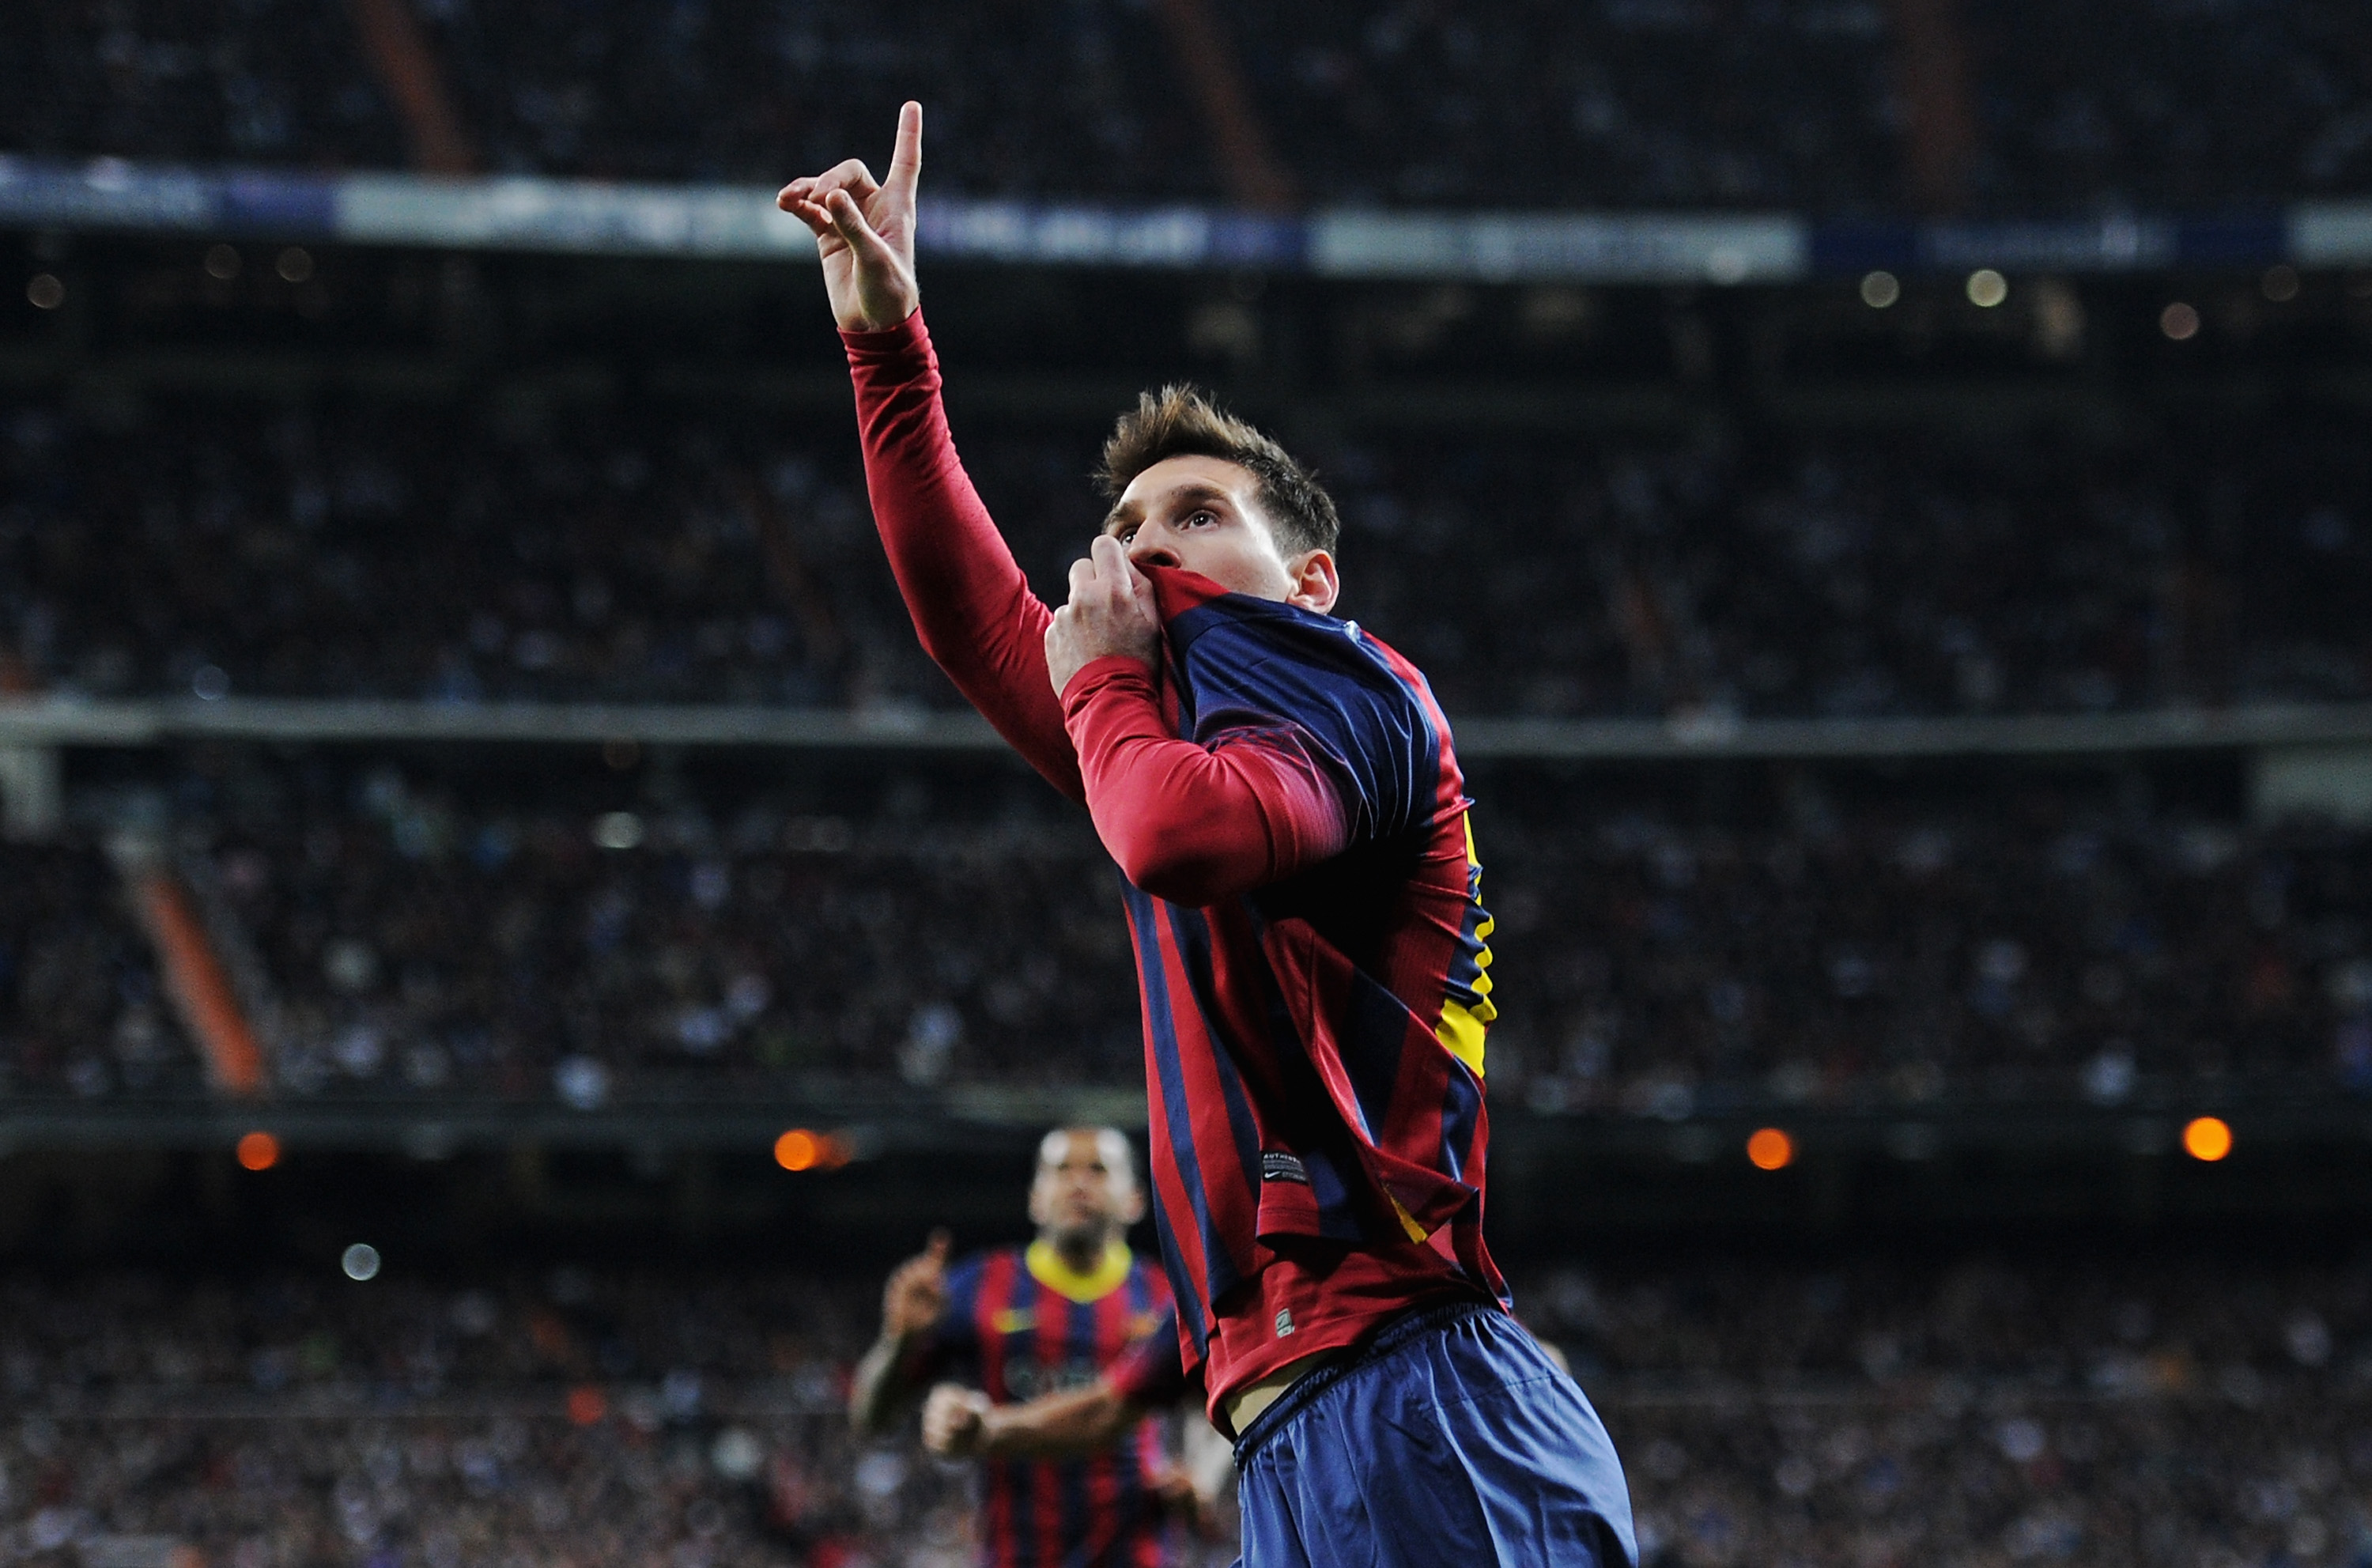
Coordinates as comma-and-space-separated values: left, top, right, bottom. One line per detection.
775, 1128, 822, 1171
1746, 1128, 1796, 1170
2181, 1116, 2233, 1162
236, 1131, 281, 1171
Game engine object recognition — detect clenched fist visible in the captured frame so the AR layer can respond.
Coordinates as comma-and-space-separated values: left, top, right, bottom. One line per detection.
1047, 535, 1161, 695
921, 1383, 993, 1457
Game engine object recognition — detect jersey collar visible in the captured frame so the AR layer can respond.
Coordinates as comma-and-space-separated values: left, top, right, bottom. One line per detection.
1024, 1237, 1131, 1305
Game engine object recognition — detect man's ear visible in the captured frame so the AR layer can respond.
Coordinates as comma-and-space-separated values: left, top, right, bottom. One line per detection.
1120, 1185, 1146, 1227
1286, 550, 1339, 615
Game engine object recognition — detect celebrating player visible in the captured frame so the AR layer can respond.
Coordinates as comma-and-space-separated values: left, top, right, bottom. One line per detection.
784, 105, 1634, 1566
851, 1126, 1180, 1568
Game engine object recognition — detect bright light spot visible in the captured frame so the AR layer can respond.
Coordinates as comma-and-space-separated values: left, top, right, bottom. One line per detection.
775, 1128, 821, 1171
553, 1054, 610, 1110
2160, 302, 2200, 341
592, 811, 644, 850
191, 664, 229, 701
1966, 269, 2008, 308
27, 274, 64, 311
2261, 265, 2300, 303
1860, 270, 1901, 309
1747, 1127, 1796, 1170
276, 247, 315, 283
204, 244, 242, 281
566, 1385, 608, 1426
712, 1427, 765, 1481
236, 1131, 280, 1170
342, 1243, 382, 1281
2182, 1116, 2232, 1162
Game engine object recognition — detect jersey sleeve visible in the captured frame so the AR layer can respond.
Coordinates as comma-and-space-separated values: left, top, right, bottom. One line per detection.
1106, 1305, 1192, 1408
1059, 656, 1352, 909
1162, 602, 1440, 848
842, 311, 1085, 802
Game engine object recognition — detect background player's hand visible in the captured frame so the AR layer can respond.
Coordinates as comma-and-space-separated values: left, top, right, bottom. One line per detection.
1046, 535, 1161, 694
777, 102, 922, 333
880, 1227, 951, 1344
920, 1383, 991, 1457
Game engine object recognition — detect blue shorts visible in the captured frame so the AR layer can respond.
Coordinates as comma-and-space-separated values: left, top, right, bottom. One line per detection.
1232, 1302, 1636, 1568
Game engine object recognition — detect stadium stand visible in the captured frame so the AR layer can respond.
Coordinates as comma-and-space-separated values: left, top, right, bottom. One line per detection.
10, 1, 2372, 210
4, 397, 2367, 718
2, 1252, 2365, 1565
0, 0, 404, 171
1218, 0, 1901, 212
0, 838, 197, 1099
10, 754, 2360, 1108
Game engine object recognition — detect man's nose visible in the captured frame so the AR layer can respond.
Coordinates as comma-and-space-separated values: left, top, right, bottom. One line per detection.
1127, 539, 1180, 570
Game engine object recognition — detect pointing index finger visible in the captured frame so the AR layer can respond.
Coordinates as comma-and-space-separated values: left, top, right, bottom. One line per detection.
887, 101, 923, 208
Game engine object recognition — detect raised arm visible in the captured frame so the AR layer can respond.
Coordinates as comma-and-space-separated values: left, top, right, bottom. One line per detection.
779, 106, 1082, 799
848, 1230, 953, 1435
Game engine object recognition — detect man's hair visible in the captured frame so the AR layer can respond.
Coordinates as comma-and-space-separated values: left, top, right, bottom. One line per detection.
1097, 386, 1341, 559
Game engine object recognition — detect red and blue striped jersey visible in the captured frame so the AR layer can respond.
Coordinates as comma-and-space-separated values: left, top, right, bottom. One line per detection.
920, 1243, 1175, 1568
1064, 571, 1508, 1409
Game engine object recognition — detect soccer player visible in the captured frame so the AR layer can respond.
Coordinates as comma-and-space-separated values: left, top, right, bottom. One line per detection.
851, 1126, 1179, 1568
783, 106, 1635, 1566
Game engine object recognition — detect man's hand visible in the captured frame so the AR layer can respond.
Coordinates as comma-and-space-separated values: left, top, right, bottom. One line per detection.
920, 1383, 992, 1458
777, 101, 923, 333
1047, 535, 1161, 695
880, 1228, 951, 1345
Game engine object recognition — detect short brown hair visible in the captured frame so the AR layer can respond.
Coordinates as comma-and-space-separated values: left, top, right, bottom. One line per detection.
1097, 386, 1341, 559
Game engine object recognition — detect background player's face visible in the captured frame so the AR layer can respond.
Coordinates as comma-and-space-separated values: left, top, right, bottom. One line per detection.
1105, 455, 1339, 614
1027, 1128, 1145, 1247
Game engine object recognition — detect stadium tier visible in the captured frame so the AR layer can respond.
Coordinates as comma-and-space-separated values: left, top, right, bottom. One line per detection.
3, 758, 2363, 1113
1, 1253, 2364, 1566
9, 1, 2372, 211
4, 395, 2368, 718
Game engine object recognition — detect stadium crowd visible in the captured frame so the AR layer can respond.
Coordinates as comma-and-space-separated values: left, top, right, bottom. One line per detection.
9, 0, 2372, 210
4, 395, 2367, 720
0, 841, 195, 1102
5, 760, 2365, 1110
2, 1251, 2367, 1566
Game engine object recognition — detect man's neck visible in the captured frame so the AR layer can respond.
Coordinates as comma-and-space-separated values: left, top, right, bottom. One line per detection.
1055, 1231, 1109, 1276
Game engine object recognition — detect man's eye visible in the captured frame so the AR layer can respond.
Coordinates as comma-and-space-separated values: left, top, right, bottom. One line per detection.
1185, 511, 1215, 527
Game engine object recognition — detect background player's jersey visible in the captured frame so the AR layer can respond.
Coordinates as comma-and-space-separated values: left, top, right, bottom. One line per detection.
923, 1242, 1175, 1568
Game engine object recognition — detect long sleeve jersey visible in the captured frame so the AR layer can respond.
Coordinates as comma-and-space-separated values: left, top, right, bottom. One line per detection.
845, 312, 1507, 1421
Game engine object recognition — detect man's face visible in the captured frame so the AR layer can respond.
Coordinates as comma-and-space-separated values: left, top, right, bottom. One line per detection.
1105, 455, 1338, 614
1028, 1128, 1144, 1245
